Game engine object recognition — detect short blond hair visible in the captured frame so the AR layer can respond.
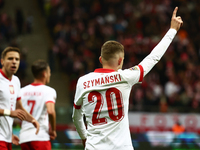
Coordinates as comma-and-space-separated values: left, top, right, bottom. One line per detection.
101, 41, 124, 61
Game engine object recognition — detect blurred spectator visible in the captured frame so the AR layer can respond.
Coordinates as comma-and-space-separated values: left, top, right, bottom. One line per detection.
25, 11, 34, 33
15, 8, 24, 34
172, 121, 185, 135
0, 13, 15, 42
0, 7, 28, 86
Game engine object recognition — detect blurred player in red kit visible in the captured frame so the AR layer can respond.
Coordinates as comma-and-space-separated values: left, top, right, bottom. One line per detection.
19, 60, 57, 150
72, 7, 183, 150
0, 47, 40, 150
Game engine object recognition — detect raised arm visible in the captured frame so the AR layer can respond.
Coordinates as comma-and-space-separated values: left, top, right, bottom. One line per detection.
170, 7, 183, 31
137, 7, 183, 77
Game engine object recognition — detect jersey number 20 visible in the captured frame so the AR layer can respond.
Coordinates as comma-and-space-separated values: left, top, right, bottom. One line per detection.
88, 87, 124, 125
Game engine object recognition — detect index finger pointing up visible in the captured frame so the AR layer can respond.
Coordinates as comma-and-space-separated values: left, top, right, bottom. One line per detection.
172, 7, 178, 18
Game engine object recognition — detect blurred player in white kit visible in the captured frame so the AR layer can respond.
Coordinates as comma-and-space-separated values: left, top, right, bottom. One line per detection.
0, 47, 39, 150
72, 7, 183, 150
19, 60, 57, 150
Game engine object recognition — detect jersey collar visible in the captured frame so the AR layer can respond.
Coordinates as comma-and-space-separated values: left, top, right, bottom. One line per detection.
0, 69, 11, 81
94, 68, 116, 73
31, 83, 44, 86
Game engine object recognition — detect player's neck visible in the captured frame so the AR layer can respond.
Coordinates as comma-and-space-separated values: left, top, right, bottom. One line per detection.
101, 58, 122, 71
1, 68, 12, 80
33, 79, 46, 85
102, 65, 118, 71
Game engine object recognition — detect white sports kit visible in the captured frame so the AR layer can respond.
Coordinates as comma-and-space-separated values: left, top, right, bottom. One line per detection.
73, 29, 177, 150
0, 69, 21, 142
19, 83, 56, 144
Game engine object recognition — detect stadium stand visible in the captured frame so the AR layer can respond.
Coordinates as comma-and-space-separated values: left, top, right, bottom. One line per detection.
41, 0, 200, 113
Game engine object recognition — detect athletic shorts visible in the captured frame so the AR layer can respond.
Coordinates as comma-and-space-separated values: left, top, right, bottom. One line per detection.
20, 141, 51, 150
0, 141, 12, 150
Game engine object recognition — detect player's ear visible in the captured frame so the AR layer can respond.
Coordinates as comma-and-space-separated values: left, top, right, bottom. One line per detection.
99, 56, 102, 64
1, 59, 4, 66
118, 57, 123, 66
42, 70, 47, 78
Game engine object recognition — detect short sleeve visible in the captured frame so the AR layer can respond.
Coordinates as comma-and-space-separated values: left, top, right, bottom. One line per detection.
74, 77, 83, 109
45, 88, 57, 104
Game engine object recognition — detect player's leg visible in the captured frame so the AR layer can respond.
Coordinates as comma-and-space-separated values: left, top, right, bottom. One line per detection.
0, 141, 12, 150
30, 141, 51, 150
20, 142, 31, 150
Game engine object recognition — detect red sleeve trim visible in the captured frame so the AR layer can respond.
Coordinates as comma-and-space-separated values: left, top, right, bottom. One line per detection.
74, 103, 81, 109
138, 65, 144, 82
17, 97, 21, 101
46, 101, 55, 104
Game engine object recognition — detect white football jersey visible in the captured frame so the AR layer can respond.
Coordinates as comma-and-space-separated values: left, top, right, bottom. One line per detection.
72, 29, 177, 150
19, 83, 56, 143
74, 67, 144, 150
0, 69, 21, 142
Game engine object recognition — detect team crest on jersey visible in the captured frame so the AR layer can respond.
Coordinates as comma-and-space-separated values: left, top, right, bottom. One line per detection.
129, 66, 138, 71
9, 85, 14, 94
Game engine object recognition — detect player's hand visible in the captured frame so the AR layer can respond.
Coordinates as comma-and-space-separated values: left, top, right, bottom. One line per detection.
12, 134, 19, 145
49, 130, 57, 140
82, 139, 86, 147
10, 109, 26, 121
170, 7, 183, 31
32, 119, 40, 135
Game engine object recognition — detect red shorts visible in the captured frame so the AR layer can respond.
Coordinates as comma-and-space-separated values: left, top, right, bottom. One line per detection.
0, 141, 12, 150
20, 141, 51, 150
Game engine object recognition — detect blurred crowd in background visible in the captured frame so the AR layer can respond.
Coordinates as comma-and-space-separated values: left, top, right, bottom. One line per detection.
0, 0, 32, 86
1, 0, 200, 113
40, 0, 200, 113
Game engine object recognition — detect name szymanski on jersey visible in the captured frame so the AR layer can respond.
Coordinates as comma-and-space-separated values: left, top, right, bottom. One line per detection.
73, 29, 177, 150
74, 67, 143, 150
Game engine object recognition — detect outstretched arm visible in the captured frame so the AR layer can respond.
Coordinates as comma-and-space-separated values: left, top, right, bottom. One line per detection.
16, 99, 40, 134
137, 7, 183, 77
